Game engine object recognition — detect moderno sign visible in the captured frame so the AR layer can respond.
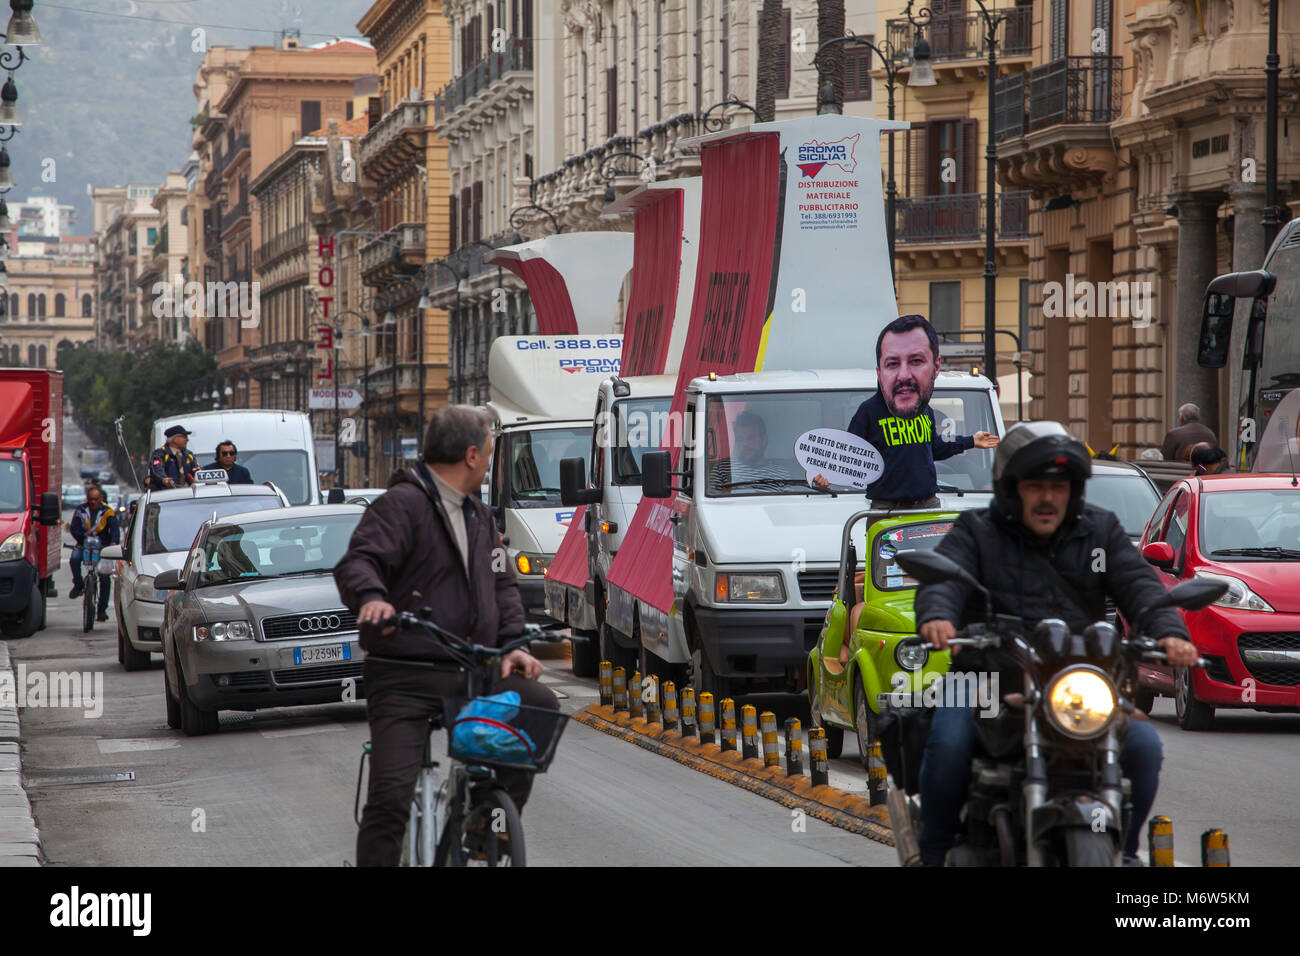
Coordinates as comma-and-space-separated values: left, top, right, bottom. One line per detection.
794, 428, 883, 489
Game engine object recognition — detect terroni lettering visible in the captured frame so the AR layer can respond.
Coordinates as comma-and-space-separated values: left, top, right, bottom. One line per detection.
49, 886, 152, 936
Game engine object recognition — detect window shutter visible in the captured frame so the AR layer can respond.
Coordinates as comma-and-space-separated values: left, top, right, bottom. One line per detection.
1050, 0, 1069, 60
487, 4, 494, 50
472, 181, 483, 241
906, 124, 928, 198
844, 44, 872, 101
460, 186, 472, 247
449, 194, 458, 254
1092, 0, 1112, 55
961, 117, 979, 194
606, 66, 618, 136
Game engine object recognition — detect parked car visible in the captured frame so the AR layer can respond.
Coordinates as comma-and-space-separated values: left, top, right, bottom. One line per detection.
1133, 474, 1300, 728
1084, 460, 1162, 546
155, 503, 367, 735
101, 480, 290, 671
807, 509, 956, 803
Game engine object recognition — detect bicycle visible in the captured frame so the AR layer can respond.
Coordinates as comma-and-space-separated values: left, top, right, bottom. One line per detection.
67, 539, 108, 633
353, 612, 570, 867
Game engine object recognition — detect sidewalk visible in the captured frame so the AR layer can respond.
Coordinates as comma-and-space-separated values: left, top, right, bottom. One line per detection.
0, 641, 41, 865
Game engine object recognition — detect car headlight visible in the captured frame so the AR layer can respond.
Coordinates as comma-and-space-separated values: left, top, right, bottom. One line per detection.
714, 572, 785, 603
515, 552, 552, 575
193, 621, 253, 642
895, 641, 929, 671
0, 533, 24, 562
1194, 570, 1274, 612
134, 575, 161, 602
1045, 665, 1117, 739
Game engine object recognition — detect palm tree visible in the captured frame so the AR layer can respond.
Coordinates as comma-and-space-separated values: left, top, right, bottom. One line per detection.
756, 0, 783, 122
817, 0, 845, 113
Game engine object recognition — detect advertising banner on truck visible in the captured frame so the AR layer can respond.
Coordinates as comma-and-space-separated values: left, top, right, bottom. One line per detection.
485, 232, 634, 335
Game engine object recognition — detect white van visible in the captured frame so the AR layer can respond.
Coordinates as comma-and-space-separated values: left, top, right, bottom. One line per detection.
606, 368, 1004, 699
487, 334, 623, 620
152, 409, 320, 506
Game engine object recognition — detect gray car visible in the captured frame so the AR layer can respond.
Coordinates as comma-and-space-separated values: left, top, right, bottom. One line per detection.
157, 503, 366, 735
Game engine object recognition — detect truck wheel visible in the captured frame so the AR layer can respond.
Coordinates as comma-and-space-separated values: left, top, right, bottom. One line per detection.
689, 645, 730, 705
598, 622, 637, 675
569, 628, 599, 678
0, 584, 42, 639
176, 661, 219, 736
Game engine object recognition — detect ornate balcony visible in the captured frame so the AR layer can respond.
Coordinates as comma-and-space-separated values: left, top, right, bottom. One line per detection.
359, 101, 429, 181
887, 7, 1032, 76
360, 222, 426, 285
434, 43, 533, 130
896, 190, 1030, 245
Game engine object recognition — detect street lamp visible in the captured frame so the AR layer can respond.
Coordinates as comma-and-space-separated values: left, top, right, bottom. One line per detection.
599, 150, 655, 205
701, 97, 762, 132
3, 1, 40, 49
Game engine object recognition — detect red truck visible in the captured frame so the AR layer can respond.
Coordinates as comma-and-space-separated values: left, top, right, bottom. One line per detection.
0, 369, 63, 638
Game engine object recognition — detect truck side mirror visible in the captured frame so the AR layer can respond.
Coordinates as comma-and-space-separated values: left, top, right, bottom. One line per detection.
642, 451, 673, 499
1199, 269, 1276, 369
559, 457, 600, 506
37, 492, 59, 526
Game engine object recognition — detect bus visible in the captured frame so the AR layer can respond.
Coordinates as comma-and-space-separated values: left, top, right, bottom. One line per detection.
1199, 219, 1300, 472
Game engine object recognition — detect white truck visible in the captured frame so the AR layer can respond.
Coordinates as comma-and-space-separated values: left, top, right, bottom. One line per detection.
486, 334, 624, 621
594, 367, 1005, 700
152, 409, 320, 506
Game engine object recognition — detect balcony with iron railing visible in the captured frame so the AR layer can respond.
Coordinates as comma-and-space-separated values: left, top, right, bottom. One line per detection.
887, 6, 1032, 66
360, 222, 426, 284
895, 190, 1030, 245
222, 197, 250, 236
254, 221, 309, 270
433, 42, 533, 125
359, 100, 429, 180
994, 57, 1123, 193
219, 130, 250, 177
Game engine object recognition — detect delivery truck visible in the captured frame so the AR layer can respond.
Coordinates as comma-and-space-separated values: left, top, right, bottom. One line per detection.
0, 369, 64, 638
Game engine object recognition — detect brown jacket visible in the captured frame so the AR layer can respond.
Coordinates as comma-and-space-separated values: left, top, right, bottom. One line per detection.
334, 462, 524, 661
1160, 421, 1217, 462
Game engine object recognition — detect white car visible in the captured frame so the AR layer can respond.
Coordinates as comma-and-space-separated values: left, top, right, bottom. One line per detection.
102, 480, 289, 670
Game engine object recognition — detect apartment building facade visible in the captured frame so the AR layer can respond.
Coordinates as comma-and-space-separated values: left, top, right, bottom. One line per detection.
0, 235, 95, 367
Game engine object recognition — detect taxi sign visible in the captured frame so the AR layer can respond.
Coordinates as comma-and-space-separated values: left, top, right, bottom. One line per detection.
194, 468, 229, 483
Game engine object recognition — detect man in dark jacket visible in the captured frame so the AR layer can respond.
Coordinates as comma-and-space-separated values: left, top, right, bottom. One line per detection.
147, 425, 199, 490
335, 405, 557, 867
1160, 403, 1217, 462
203, 441, 253, 484
912, 422, 1199, 866
69, 484, 120, 620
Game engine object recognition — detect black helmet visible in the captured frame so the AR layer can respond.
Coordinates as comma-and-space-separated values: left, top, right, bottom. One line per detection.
993, 421, 1092, 524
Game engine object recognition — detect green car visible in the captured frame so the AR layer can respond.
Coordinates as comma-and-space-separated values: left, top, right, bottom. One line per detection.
807, 510, 957, 800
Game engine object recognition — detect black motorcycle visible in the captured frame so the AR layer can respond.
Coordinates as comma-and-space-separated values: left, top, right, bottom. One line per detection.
882, 549, 1226, 867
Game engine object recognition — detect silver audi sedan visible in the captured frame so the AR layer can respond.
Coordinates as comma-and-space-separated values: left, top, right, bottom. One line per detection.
156, 503, 367, 736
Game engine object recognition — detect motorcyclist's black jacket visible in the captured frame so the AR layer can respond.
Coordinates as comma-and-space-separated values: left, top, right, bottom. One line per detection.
914, 503, 1189, 679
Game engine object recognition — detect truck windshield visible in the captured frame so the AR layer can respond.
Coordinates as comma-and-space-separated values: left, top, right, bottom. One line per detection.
508, 426, 590, 507
141, 496, 284, 554
0, 460, 24, 510
235, 450, 311, 504
704, 389, 997, 496
612, 397, 674, 484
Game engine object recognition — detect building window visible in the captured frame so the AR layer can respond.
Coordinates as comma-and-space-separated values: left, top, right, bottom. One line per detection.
37, 294, 45, 317
844, 43, 872, 101
472, 181, 483, 242
581, 49, 589, 148
631, 10, 639, 130
929, 281, 962, 335
82, 293, 92, 316
27, 345, 35, 365
54, 294, 65, 317
694, 0, 703, 112
449, 194, 458, 253
37, 345, 45, 367
720, 2, 729, 96
654, 1, 662, 119
1050, 0, 1069, 60
777, 9, 791, 100
1019, 278, 1030, 352
300, 100, 321, 137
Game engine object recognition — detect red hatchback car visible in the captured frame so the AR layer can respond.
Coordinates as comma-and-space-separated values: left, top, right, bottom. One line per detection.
1134, 474, 1300, 729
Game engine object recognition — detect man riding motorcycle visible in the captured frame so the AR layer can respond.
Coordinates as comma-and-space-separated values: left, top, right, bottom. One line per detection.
912, 421, 1199, 866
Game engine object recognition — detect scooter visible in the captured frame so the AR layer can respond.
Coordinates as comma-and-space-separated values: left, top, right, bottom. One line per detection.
883, 549, 1226, 867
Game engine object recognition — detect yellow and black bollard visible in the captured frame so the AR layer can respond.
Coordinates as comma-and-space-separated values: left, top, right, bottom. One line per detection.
662, 681, 679, 732
808, 727, 829, 786
612, 666, 628, 712
1201, 829, 1230, 867
644, 674, 661, 724
866, 736, 888, 806
720, 698, 737, 751
598, 660, 613, 707
629, 670, 643, 720
1147, 816, 1174, 867
784, 717, 803, 776
760, 711, 780, 768
680, 686, 697, 738
699, 692, 717, 745
741, 705, 760, 760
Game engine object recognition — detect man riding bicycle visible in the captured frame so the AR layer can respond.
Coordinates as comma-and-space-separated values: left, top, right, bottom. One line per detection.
69, 484, 119, 622
334, 405, 559, 867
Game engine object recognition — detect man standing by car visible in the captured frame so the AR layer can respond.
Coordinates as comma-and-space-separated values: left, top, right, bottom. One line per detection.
147, 425, 198, 490
912, 421, 1200, 866
1161, 403, 1217, 463
813, 314, 998, 505
203, 441, 252, 484
335, 405, 558, 867
69, 484, 119, 622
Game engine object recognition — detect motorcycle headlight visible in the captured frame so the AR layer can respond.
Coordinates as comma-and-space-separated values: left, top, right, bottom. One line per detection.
1045, 665, 1117, 739
515, 552, 552, 575
895, 641, 929, 671
714, 572, 785, 603
0, 532, 24, 561
134, 575, 161, 602
194, 620, 253, 642
1194, 570, 1274, 612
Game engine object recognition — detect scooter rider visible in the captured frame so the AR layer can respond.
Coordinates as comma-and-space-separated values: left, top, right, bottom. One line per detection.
147, 425, 199, 490
912, 421, 1199, 866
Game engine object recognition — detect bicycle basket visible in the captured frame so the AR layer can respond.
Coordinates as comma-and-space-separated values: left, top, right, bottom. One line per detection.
443, 693, 570, 773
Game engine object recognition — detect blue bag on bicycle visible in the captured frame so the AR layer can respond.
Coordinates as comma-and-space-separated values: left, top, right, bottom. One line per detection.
451, 692, 537, 765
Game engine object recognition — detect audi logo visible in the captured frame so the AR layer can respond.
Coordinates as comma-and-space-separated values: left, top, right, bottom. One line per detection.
299, 615, 342, 632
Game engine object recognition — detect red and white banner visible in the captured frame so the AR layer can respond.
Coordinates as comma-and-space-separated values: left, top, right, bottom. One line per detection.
486, 233, 634, 335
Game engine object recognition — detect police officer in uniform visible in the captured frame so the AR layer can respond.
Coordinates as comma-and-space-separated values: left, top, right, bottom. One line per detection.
147, 425, 199, 489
